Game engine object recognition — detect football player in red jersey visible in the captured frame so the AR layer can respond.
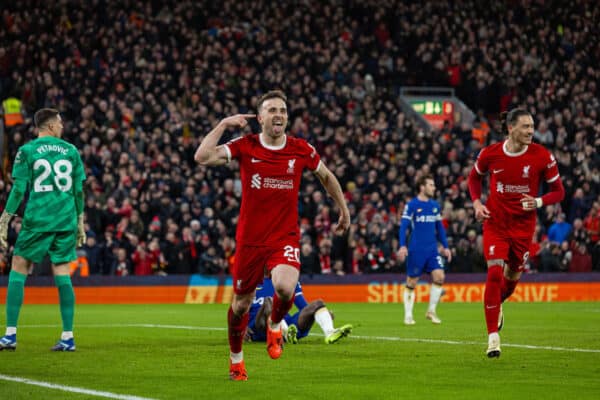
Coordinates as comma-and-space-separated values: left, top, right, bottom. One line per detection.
195, 90, 350, 380
468, 108, 565, 358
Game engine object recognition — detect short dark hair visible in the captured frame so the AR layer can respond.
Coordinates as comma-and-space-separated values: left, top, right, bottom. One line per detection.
500, 108, 531, 135
256, 90, 287, 112
34, 108, 60, 128
416, 174, 434, 191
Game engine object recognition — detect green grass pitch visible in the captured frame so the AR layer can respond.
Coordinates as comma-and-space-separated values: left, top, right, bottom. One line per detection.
0, 302, 599, 400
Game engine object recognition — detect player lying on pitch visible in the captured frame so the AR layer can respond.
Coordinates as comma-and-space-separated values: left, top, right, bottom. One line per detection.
245, 277, 352, 344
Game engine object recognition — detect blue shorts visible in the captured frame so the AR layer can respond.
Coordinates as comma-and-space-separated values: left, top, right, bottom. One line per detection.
406, 249, 444, 278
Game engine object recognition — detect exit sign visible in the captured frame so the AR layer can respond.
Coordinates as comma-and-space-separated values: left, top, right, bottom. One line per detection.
410, 100, 453, 115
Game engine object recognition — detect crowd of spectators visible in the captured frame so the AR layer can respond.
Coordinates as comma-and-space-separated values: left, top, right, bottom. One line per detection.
0, 0, 598, 276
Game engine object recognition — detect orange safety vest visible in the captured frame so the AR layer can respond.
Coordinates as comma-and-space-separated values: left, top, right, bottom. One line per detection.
2, 98, 24, 127
69, 255, 89, 277
471, 121, 490, 145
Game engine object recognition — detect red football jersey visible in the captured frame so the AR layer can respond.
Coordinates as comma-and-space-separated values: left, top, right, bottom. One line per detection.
224, 134, 320, 246
474, 141, 560, 236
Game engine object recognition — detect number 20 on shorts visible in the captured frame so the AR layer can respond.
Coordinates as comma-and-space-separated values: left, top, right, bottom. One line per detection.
283, 245, 300, 263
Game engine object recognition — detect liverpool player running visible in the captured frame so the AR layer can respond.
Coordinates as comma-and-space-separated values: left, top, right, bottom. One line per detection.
195, 90, 350, 380
468, 108, 564, 358
0, 108, 86, 352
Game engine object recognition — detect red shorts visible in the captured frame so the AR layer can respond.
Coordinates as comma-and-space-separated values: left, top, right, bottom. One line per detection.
483, 227, 531, 272
232, 243, 301, 295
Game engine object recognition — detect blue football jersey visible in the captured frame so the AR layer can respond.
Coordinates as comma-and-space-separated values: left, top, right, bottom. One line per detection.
399, 197, 448, 252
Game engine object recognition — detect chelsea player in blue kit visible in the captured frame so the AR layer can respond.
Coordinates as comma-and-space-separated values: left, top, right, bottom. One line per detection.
397, 175, 452, 325
245, 278, 352, 344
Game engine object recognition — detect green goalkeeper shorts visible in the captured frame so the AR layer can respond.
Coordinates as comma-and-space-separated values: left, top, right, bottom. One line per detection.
13, 228, 77, 264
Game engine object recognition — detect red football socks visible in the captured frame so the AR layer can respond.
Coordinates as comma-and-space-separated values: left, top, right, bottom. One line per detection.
271, 293, 295, 324
484, 265, 503, 334
501, 276, 519, 303
227, 306, 249, 353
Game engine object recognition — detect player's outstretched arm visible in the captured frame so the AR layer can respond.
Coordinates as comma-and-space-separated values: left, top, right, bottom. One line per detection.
314, 163, 350, 234
194, 114, 255, 166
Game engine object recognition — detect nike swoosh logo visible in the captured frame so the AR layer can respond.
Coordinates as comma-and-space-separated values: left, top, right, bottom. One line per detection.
492, 169, 503, 174
486, 305, 498, 309
251, 158, 262, 163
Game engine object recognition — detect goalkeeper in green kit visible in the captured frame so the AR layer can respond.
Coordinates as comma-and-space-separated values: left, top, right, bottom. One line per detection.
0, 108, 86, 352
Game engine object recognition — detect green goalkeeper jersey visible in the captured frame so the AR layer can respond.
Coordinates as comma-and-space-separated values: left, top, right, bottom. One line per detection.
11, 136, 86, 233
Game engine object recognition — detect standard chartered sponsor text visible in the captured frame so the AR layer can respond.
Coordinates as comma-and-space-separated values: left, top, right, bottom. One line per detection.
263, 177, 293, 189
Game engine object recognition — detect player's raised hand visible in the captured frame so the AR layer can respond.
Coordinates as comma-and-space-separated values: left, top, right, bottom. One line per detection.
397, 246, 408, 262
520, 194, 538, 211
333, 213, 350, 235
473, 200, 491, 220
220, 114, 256, 129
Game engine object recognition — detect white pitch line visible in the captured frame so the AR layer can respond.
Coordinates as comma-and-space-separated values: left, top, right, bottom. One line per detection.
22, 323, 600, 354
22, 323, 227, 331
348, 334, 600, 354
0, 374, 157, 400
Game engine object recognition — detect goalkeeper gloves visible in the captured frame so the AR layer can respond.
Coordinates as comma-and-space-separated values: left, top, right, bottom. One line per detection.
0, 212, 15, 249
0, 213, 87, 248
76, 214, 86, 247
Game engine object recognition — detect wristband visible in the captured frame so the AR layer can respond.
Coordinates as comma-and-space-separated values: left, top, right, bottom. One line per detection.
535, 198, 543, 208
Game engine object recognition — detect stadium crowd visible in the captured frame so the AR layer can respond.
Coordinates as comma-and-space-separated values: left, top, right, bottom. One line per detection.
0, 0, 598, 276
